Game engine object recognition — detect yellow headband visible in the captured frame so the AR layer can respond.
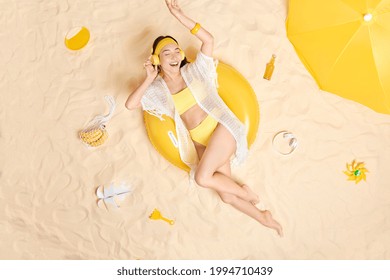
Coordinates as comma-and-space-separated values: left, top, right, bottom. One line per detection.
153, 38, 179, 55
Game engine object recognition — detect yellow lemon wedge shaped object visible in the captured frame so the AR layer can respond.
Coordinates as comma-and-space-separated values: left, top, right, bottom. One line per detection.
65, 26, 90, 50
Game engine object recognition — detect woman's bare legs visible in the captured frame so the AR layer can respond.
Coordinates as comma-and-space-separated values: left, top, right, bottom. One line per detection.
194, 142, 255, 203
214, 162, 283, 237
194, 129, 259, 204
193, 124, 283, 236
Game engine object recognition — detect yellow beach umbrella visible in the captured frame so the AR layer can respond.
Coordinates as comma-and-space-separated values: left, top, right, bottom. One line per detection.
286, 0, 390, 114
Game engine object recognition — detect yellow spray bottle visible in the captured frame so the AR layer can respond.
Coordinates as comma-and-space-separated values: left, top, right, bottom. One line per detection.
263, 54, 276, 80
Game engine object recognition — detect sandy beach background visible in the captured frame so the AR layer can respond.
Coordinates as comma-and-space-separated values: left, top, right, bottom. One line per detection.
1, 0, 389, 259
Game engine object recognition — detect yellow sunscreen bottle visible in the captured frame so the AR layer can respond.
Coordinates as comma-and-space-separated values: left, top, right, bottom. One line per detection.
263, 54, 276, 80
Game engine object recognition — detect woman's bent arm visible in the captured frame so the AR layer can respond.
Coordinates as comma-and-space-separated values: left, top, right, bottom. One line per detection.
126, 56, 158, 110
125, 76, 155, 110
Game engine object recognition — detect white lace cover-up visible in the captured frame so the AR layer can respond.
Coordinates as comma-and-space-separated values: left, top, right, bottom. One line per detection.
141, 51, 248, 176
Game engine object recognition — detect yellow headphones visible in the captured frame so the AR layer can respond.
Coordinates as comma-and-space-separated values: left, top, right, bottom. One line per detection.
151, 37, 185, 66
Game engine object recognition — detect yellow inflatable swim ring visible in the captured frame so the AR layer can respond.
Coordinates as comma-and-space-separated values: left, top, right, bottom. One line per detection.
144, 62, 260, 172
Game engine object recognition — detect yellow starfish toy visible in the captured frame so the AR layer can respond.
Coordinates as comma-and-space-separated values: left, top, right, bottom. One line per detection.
343, 160, 368, 184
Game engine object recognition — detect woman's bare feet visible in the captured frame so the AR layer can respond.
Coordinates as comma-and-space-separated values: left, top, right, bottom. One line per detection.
261, 210, 283, 237
242, 184, 260, 205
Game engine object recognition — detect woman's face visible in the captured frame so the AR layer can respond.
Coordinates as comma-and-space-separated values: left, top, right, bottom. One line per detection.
159, 43, 182, 72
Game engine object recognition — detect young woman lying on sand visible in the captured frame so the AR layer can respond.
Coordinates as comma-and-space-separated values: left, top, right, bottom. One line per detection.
126, 0, 283, 236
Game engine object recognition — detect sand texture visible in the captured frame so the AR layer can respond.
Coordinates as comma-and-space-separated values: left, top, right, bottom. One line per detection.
1, 0, 390, 259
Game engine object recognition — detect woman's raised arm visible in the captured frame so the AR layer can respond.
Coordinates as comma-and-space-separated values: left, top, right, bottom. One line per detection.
164, 0, 214, 56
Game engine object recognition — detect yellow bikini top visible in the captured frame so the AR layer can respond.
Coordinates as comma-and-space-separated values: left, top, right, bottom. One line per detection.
172, 87, 197, 115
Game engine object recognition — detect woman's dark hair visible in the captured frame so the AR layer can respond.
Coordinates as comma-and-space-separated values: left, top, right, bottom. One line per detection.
152, 35, 188, 68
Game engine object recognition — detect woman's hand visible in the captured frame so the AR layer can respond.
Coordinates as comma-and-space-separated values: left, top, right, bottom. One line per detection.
143, 56, 158, 81
164, 0, 183, 17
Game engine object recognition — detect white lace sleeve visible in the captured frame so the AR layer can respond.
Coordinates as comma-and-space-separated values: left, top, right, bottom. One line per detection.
189, 52, 219, 87
140, 82, 166, 121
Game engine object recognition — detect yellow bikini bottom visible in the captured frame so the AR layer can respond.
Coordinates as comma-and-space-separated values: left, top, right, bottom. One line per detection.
189, 114, 219, 146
